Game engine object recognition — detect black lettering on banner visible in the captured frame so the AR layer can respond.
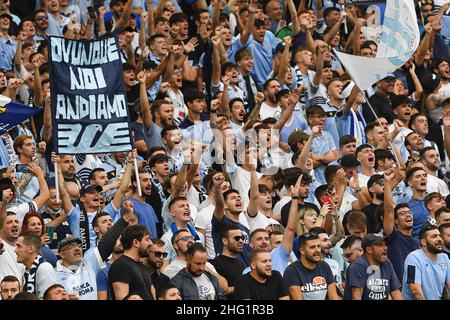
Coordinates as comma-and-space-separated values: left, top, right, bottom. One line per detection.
48, 35, 132, 154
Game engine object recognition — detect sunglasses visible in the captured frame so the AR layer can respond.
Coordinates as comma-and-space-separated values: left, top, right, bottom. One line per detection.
152, 251, 168, 258
176, 235, 194, 242
36, 16, 48, 21
233, 235, 245, 242
301, 231, 318, 240
375, 179, 384, 186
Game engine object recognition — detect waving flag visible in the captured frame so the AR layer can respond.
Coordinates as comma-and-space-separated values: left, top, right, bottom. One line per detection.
0, 95, 42, 135
335, 0, 420, 90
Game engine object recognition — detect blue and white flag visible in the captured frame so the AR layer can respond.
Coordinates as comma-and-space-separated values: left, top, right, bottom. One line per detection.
48, 34, 132, 154
335, 0, 420, 90
0, 95, 42, 135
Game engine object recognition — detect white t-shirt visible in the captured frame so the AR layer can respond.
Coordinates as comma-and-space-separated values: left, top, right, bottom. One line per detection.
162, 193, 199, 233
195, 203, 250, 259
33, 261, 58, 299
195, 203, 216, 259
194, 273, 216, 300
0, 241, 25, 286
228, 166, 263, 210
427, 174, 450, 197
244, 211, 280, 232
259, 102, 281, 120
273, 196, 291, 216
162, 259, 217, 279
357, 173, 372, 189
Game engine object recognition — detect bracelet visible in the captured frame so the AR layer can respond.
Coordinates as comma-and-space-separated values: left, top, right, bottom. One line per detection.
292, 196, 300, 200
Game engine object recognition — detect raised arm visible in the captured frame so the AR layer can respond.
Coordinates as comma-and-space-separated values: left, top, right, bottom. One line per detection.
28, 163, 49, 210
115, 0, 133, 30
409, 63, 423, 101
139, 12, 149, 56
241, 1, 257, 46
297, 126, 317, 168
211, 34, 222, 86
444, 110, 450, 159
324, 12, 345, 45
312, 46, 325, 87
383, 168, 396, 236
283, 175, 304, 253
286, 0, 299, 35
97, 6, 106, 36
213, 173, 226, 222
246, 160, 259, 217
273, 88, 298, 130
275, 36, 292, 82
111, 150, 137, 210
14, 32, 24, 70
53, 154, 74, 214
415, 23, 432, 66
43, 93, 52, 143
137, 71, 152, 130
33, 63, 43, 107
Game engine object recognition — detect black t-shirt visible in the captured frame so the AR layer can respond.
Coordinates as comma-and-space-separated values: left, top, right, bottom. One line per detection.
210, 255, 244, 300
283, 260, 335, 300
108, 255, 154, 300
280, 201, 319, 228
151, 271, 171, 292
126, 84, 140, 122
362, 93, 394, 124
361, 203, 383, 234
385, 228, 420, 282
145, 184, 164, 238
234, 271, 288, 300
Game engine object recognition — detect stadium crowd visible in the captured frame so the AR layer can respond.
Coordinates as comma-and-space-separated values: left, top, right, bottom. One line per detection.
0, 0, 449, 301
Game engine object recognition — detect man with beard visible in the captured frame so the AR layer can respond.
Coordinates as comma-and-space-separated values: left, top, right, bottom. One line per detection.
146, 100, 175, 149
234, 249, 289, 300
284, 233, 339, 300
142, 239, 170, 291
432, 58, 450, 98
405, 132, 425, 162
383, 168, 421, 282
362, 75, 396, 124
0, 276, 20, 300
438, 223, 450, 259
33, 10, 49, 41
310, 227, 343, 292
109, 225, 155, 300
389, 95, 413, 151
103, 0, 133, 33
171, 243, 224, 300
361, 174, 385, 234
420, 147, 449, 196
345, 234, 403, 300
128, 168, 159, 239
403, 224, 450, 300
161, 125, 184, 173
227, 98, 246, 144
406, 167, 430, 238
210, 226, 245, 300
96, 238, 124, 300
259, 78, 281, 120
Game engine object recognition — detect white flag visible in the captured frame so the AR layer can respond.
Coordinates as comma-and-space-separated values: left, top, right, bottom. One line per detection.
335, 0, 420, 91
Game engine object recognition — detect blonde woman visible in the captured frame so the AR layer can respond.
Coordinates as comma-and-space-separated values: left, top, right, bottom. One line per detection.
295, 203, 332, 237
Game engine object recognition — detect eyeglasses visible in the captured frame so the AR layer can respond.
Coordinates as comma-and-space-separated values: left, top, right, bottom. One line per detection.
396, 209, 413, 217
301, 231, 318, 240
176, 235, 194, 242
233, 235, 245, 242
375, 179, 384, 187
151, 251, 168, 258
36, 16, 48, 21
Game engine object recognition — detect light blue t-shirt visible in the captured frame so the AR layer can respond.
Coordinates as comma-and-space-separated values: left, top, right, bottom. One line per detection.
402, 249, 450, 300
243, 245, 297, 275
126, 196, 159, 238
308, 130, 337, 185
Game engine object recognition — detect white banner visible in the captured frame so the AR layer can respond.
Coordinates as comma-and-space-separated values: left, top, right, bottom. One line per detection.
335, 0, 420, 90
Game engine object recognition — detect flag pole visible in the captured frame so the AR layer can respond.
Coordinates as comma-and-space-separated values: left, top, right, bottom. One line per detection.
134, 156, 142, 197
54, 161, 60, 203
361, 90, 402, 166
331, 49, 401, 166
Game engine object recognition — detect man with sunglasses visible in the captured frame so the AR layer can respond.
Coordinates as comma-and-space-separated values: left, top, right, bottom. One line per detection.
383, 168, 421, 283
210, 226, 245, 299
142, 238, 170, 292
